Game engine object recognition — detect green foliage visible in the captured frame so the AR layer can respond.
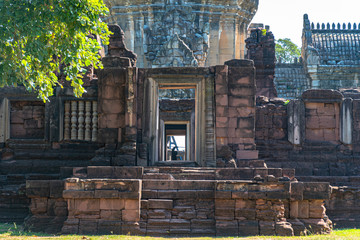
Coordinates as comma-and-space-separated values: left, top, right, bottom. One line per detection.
275, 38, 301, 63
0, 0, 111, 101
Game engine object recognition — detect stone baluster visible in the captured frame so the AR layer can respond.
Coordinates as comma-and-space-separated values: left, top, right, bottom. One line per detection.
71, 101, 77, 140
84, 101, 92, 141
92, 101, 98, 141
77, 101, 84, 140
64, 101, 71, 140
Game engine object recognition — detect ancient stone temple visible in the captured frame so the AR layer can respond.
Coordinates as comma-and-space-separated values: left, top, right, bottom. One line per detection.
5, 2, 360, 237
102, 0, 259, 68
274, 14, 360, 99
0, 23, 335, 236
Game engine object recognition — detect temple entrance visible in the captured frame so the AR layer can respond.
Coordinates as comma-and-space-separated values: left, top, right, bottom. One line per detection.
143, 72, 216, 167
164, 123, 188, 161
158, 87, 195, 162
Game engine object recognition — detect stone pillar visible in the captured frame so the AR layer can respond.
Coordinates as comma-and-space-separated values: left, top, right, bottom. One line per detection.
215, 59, 258, 164
287, 100, 305, 145
245, 29, 277, 98
0, 98, 10, 143
341, 98, 352, 144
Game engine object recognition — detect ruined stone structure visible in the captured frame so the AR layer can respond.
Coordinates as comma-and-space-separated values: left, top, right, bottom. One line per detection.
0, 23, 336, 236
102, 0, 259, 68
274, 15, 360, 99
246, 28, 277, 98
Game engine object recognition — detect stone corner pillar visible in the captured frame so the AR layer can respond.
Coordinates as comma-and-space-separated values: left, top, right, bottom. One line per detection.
287, 99, 305, 145
0, 98, 10, 143
340, 98, 353, 145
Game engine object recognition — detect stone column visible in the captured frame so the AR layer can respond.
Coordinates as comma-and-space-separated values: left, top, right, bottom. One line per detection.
341, 98, 352, 144
0, 98, 10, 143
287, 100, 305, 145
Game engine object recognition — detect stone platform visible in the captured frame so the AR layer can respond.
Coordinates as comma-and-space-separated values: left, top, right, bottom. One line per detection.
25, 166, 332, 236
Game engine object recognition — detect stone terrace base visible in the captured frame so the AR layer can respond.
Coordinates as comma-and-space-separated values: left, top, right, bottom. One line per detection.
25, 167, 332, 236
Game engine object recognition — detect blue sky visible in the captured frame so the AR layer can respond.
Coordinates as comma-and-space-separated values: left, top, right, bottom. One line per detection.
251, 0, 359, 47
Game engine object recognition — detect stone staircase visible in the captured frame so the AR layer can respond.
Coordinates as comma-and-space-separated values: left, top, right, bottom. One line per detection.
0, 140, 100, 223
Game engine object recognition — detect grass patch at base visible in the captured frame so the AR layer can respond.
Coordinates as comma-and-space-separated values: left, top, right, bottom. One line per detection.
0, 223, 359, 240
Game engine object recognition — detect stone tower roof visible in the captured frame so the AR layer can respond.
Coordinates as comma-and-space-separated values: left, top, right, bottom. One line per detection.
102, 0, 259, 68
303, 14, 360, 65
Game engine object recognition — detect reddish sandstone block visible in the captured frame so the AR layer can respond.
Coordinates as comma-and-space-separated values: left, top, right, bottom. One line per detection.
319, 116, 336, 129
323, 129, 337, 141
236, 150, 258, 160
234, 76, 253, 85
216, 127, 228, 137
63, 190, 95, 199
30, 198, 48, 214
100, 210, 122, 220
216, 137, 228, 148
216, 199, 235, 209
229, 87, 254, 97
122, 209, 140, 221
215, 83, 228, 95
75, 199, 100, 212
148, 199, 173, 209
216, 220, 238, 236
216, 117, 228, 128
105, 114, 125, 128
309, 200, 325, 219
125, 199, 139, 210
229, 97, 251, 107
306, 102, 323, 110
216, 95, 228, 107
216, 106, 228, 117
229, 118, 237, 128
305, 129, 323, 141
306, 116, 320, 129
317, 103, 335, 115
298, 200, 309, 218
100, 199, 124, 210
215, 208, 235, 220
101, 99, 124, 114
237, 117, 254, 129
227, 128, 236, 138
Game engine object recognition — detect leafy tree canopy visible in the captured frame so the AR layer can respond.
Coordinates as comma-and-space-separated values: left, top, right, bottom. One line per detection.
0, 0, 110, 101
275, 38, 301, 63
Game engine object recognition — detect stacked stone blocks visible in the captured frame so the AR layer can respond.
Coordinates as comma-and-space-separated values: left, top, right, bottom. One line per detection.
25, 166, 332, 236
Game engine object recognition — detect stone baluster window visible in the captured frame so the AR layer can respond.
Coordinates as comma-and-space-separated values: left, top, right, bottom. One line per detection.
63, 100, 97, 141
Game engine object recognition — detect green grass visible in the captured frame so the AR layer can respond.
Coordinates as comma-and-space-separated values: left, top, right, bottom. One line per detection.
0, 223, 359, 240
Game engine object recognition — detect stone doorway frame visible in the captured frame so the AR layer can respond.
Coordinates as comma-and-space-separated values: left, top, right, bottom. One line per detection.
143, 72, 215, 166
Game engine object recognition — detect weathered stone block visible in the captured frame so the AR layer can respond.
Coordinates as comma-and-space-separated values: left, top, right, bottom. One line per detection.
26, 180, 50, 197
259, 221, 275, 236
216, 220, 238, 236
98, 220, 122, 234
122, 209, 140, 221
100, 199, 124, 210
148, 199, 173, 209
298, 200, 309, 219
238, 220, 259, 236
275, 221, 294, 236
63, 190, 94, 199
100, 210, 122, 221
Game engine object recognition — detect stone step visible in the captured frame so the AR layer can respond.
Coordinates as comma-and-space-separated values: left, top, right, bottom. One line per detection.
1, 159, 92, 175
0, 174, 60, 185
12, 151, 96, 160
154, 161, 198, 167
297, 176, 360, 186
6, 142, 51, 150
